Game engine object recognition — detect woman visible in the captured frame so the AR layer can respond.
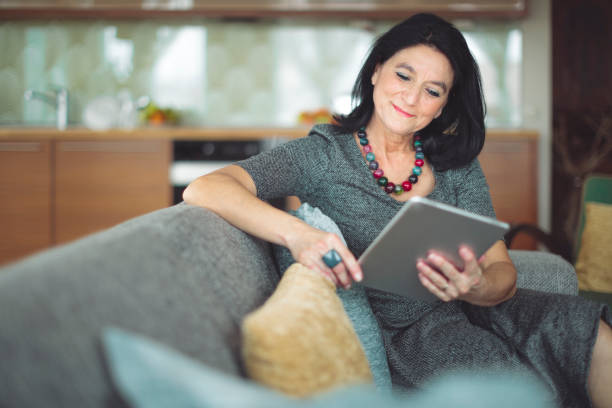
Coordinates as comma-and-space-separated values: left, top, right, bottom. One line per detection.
184, 13, 612, 407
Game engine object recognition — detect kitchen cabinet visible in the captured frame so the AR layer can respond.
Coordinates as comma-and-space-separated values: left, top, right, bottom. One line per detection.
0, 141, 52, 265
0, 138, 171, 266
0, 127, 537, 265
479, 132, 538, 250
0, 0, 528, 19
54, 140, 172, 244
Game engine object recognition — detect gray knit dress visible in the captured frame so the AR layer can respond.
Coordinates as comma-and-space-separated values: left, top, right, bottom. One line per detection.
237, 124, 611, 407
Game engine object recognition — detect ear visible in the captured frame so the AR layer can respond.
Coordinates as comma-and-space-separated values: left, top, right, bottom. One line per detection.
371, 64, 381, 86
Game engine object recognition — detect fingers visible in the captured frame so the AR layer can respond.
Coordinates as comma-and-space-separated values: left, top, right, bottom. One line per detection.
334, 244, 363, 284
458, 246, 483, 287
416, 248, 483, 301
417, 260, 453, 302
297, 232, 362, 290
308, 254, 340, 287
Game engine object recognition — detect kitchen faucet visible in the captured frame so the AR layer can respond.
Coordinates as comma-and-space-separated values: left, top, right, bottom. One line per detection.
24, 87, 69, 130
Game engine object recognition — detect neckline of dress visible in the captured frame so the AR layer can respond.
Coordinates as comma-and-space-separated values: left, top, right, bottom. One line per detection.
346, 130, 439, 206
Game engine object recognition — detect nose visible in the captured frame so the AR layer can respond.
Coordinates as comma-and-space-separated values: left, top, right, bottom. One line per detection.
402, 84, 419, 106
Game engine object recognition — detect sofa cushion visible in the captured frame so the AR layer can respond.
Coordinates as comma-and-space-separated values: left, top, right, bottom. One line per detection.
575, 202, 612, 292
274, 203, 392, 391
241, 263, 373, 397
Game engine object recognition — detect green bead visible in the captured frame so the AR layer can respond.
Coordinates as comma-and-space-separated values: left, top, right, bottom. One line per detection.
366, 152, 375, 161
394, 184, 403, 195
413, 166, 422, 175
414, 140, 423, 147
377, 176, 388, 186
416, 152, 425, 159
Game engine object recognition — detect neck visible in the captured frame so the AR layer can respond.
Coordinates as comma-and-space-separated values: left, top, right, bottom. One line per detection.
365, 122, 415, 157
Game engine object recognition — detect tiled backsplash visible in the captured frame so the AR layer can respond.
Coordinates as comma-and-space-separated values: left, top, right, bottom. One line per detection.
0, 18, 521, 127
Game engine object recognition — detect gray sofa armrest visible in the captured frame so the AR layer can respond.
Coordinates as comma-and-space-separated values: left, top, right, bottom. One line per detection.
509, 250, 578, 296
0, 204, 280, 408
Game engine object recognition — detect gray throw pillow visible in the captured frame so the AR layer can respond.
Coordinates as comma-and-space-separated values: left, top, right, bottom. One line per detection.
273, 203, 392, 391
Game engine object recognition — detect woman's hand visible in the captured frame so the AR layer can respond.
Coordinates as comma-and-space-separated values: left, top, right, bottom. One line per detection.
416, 245, 484, 302
286, 225, 363, 290
416, 241, 517, 305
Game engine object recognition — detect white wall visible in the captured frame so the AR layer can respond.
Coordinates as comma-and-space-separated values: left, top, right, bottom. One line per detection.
520, 0, 552, 230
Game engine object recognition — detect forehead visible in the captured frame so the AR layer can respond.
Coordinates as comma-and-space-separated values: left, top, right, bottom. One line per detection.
385, 44, 454, 84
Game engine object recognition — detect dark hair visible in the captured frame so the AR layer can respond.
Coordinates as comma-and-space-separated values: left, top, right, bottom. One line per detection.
334, 13, 485, 171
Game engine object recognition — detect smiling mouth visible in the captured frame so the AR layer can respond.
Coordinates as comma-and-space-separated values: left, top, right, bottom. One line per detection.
392, 103, 415, 118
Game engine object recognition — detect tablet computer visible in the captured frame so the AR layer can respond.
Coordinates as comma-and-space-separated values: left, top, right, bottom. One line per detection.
358, 196, 509, 302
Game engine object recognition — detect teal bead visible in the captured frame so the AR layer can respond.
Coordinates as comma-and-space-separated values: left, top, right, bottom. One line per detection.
394, 184, 403, 195
414, 140, 423, 147
413, 166, 422, 176
377, 176, 388, 186
359, 138, 368, 146
366, 152, 375, 162
416, 152, 425, 159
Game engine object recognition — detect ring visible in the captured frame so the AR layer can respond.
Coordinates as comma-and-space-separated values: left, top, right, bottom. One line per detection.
322, 249, 342, 268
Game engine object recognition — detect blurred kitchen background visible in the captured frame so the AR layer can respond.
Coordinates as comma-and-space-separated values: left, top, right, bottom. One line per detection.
1, 0, 611, 269
0, 11, 523, 128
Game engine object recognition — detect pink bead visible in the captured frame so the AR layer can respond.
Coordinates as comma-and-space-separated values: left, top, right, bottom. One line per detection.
402, 180, 412, 191
415, 159, 424, 167
363, 145, 372, 153
414, 134, 421, 141
373, 169, 384, 179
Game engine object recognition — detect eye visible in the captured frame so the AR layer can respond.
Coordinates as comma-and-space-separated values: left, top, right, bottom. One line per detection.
396, 72, 410, 81
426, 88, 441, 98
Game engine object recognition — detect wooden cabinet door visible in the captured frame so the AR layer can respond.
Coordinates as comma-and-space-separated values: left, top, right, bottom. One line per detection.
54, 140, 172, 244
0, 141, 52, 266
479, 136, 538, 250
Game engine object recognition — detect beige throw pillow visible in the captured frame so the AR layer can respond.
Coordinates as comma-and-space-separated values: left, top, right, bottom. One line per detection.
576, 202, 612, 293
241, 263, 373, 397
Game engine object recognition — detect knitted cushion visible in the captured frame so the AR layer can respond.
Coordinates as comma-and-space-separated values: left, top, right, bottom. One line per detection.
576, 202, 612, 293
241, 263, 373, 397
273, 203, 391, 391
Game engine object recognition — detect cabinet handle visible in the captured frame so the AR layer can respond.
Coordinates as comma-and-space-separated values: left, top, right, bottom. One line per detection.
0, 142, 42, 152
58, 141, 161, 153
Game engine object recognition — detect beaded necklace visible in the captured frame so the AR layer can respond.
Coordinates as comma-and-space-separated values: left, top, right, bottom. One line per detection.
358, 127, 425, 195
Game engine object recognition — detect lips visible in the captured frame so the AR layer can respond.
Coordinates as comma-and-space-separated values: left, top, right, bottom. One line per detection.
392, 103, 415, 118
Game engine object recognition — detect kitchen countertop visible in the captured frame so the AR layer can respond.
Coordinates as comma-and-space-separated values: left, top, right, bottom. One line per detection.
0, 126, 538, 141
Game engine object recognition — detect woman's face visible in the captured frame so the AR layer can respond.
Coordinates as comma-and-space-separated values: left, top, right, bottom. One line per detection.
370, 44, 454, 137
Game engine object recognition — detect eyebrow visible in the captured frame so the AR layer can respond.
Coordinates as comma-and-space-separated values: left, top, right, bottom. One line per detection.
397, 63, 448, 93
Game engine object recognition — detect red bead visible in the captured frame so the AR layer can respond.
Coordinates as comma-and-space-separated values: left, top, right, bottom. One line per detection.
402, 180, 412, 191
363, 145, 372, 153
414, 134, 421, 141
415, 159, 424, 167
373, 169, 384, 179
384, 182, 395, 194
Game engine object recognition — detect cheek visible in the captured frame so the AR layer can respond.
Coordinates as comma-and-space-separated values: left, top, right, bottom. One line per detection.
428, 99, 447, 118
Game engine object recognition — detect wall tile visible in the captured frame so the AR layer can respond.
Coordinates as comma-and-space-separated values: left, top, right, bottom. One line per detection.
0, 18, 521, 128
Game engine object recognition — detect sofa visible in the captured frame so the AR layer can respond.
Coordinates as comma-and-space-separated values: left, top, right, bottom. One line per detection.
0, 203, 577, 407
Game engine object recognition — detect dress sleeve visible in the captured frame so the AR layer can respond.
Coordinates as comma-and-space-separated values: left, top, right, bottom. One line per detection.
455, 159, 496, 219
235, 125, 334, 201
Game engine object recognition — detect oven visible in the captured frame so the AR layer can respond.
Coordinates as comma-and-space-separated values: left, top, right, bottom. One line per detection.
170, 139, 286, 205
